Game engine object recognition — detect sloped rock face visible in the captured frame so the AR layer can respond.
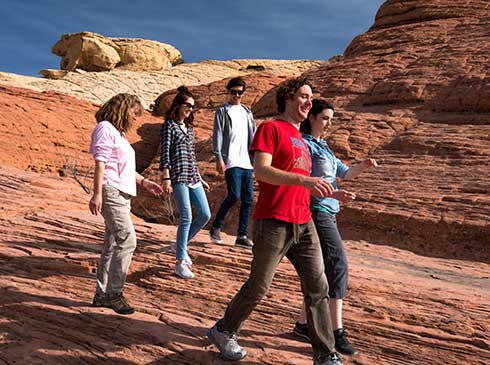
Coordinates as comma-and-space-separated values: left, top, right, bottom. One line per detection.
0, 85, 162, 175
0, 165, 488, 365
1, 59, 324, 109
254, 0, 490, 260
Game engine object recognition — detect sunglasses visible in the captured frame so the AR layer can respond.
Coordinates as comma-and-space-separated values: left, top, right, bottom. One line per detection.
182, 102, 195, 109
229, 89, 245, 96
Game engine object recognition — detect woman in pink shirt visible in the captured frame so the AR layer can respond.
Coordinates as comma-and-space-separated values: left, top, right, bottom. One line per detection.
89, 93, 162, 315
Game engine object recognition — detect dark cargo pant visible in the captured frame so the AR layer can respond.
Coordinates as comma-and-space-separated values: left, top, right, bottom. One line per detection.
219, 218, 335, 357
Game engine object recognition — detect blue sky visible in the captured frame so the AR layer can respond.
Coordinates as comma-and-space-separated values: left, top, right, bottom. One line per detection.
0, 0, 385, 77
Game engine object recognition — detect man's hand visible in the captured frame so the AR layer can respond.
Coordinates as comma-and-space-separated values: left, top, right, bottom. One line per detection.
305, 177, 334, 197
216, 160, 225, 175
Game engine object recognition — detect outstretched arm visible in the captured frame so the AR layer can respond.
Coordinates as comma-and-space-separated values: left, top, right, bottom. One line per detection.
344, 158, 378, 180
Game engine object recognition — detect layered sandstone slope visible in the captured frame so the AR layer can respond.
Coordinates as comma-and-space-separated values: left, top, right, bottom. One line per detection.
0, 165, 488, 365
255, 0, 490, 260
0, 59, 324, 109
0, 85, 163, 175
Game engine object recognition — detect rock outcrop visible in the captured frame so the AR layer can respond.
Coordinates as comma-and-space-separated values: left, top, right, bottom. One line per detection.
0, 2, 489, 364
51, 32, 183, 72
253, 0, 490, 260
1, 59, 325, 109
0, 85, 161, 175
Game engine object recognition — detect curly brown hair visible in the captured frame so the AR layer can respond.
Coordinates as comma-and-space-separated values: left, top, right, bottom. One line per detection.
95, 93, 143, 133
275, 76, 313, 113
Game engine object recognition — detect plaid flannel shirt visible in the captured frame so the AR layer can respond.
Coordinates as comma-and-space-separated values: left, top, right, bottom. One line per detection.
159, 119, 200, 185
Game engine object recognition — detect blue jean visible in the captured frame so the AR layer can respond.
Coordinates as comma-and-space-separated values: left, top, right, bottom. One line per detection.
212, 167, 253, 236
172, 183, 211, 260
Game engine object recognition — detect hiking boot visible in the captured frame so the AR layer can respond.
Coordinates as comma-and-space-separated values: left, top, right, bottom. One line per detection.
107, 292, 135, 315
175, 260, 195, 279
313, 352, 343, 365
334, 328, 358, 356
91, 293, 110, 308
293, 321, 310, 341
209, 227, 223, 244
235, 236, 253, 248
207, 321, 247, 361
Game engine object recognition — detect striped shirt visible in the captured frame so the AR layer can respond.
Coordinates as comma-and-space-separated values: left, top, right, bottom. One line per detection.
159, 119, 200, 185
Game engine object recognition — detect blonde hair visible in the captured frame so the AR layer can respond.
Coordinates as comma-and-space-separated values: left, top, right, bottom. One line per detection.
95, 93, 143, 133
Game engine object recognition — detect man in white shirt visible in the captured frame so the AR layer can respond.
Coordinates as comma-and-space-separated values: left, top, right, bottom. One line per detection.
210, 77, 256, 248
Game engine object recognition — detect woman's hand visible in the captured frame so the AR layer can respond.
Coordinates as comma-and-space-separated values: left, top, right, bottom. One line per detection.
331, 189, 356, 203
202, 180, 210, 191
89, 193, 102, 215
144, 180, 164, 196
363, 158, 378, 169
162, 179, 173, 195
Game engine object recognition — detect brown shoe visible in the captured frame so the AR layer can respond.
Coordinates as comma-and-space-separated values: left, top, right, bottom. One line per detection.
91, 293, 110, 308
235, 236, 253, 248
107, 293, 135, 315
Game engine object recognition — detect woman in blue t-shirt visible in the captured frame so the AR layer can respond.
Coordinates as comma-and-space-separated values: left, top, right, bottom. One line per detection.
294, 98, 377, 357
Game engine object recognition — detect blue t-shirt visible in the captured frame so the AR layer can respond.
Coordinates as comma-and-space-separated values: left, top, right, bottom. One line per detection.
302, 134, 349, 215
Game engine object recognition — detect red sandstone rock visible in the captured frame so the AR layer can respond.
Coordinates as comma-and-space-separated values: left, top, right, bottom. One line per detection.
0, 165, 488, 365
0, 85, 162, 176
1, 1, 490, 363
253, 0, 490, 257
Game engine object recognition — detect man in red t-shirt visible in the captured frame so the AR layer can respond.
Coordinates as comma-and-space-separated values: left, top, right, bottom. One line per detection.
207, 77, 343, 365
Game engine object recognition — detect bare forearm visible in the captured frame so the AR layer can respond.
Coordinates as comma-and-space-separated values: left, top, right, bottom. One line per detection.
254, 165, 306, 186
159, 168, 170, 179
344, 163, 364, 180
344, 158, 377, 180
93, 161, 105, 194
135, 172, 146, 186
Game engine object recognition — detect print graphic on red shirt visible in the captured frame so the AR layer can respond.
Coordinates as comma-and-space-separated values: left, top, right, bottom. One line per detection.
250, 120, 312, 224
290, 136, 311, 172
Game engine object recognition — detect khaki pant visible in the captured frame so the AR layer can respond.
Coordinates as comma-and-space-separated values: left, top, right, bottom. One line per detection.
220, 218, 335, 357
95, 184, 136, 295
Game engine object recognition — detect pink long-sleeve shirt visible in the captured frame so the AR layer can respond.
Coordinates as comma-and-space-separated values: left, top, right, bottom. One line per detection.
89, 121, 137, 196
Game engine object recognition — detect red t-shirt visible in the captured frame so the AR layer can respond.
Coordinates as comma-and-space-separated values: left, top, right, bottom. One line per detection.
250, 120, 312, 224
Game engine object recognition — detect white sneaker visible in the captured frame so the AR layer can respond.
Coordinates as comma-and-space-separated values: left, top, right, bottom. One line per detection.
174, 260, 195, 279
207, 321, 247, 361
184, 255, 193, 266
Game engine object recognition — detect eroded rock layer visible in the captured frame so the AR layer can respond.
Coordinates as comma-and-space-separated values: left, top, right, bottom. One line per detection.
254, 0, 490, 259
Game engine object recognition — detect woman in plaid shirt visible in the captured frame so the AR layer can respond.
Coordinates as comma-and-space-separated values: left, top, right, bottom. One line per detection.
159, 86, 211, 279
